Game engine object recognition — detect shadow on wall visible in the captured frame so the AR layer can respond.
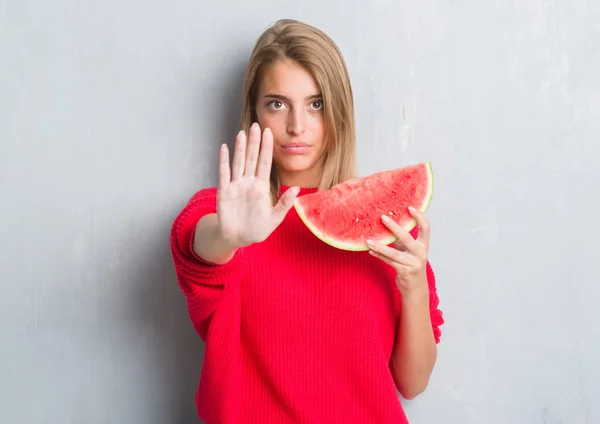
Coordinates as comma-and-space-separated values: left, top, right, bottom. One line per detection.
130, 58, 249, 423
214, 57, 248, 160
197, 53, 249, 189
134, 237, 204, 424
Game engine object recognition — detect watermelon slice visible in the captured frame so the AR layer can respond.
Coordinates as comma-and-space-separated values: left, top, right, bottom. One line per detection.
293, 162, 434, 251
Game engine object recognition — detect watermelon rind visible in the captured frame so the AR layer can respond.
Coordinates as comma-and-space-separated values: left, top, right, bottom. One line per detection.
293, 162, 434, 251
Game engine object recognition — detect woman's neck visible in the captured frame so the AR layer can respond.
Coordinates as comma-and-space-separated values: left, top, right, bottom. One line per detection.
276, 165, 323, 189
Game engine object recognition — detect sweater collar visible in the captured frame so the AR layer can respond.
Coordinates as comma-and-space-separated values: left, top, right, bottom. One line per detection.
280, 185, 319, 196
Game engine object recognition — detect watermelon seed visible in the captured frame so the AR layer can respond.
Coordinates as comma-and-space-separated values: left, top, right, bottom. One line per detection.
388, 211, 394, 216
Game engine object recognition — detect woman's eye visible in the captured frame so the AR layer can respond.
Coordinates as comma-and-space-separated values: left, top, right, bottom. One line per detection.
268, 101, 285, 110
311, 100, 323, 110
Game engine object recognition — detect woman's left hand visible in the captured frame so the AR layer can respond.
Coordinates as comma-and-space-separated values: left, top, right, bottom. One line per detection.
366, 206, 430, 296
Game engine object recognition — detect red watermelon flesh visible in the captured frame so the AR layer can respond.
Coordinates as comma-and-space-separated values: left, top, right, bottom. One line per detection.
293, 162, 433, 251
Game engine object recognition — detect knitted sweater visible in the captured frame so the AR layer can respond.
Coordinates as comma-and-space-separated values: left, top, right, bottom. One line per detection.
170, 186, 444, 424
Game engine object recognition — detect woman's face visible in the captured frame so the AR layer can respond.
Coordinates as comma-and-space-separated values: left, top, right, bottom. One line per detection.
255, 59, 327, 188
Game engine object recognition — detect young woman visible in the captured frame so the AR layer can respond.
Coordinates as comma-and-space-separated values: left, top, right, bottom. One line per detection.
170, 19, 444, 424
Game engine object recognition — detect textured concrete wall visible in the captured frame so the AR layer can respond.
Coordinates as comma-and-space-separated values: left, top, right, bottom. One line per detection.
1, 1, 598, 423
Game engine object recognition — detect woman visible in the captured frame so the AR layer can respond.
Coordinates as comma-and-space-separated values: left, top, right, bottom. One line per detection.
170, 18, 444, 424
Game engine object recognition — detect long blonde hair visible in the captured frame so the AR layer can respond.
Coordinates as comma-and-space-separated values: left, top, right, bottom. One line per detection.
240, 19, 357, 202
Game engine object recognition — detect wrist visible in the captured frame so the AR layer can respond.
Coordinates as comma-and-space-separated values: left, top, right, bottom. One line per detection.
193, 217, 240, 265
215, 224, 245, 251
400, 285, 429, 307
213, 227, 242, 259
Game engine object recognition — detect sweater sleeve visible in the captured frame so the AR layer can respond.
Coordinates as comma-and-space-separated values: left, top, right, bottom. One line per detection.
425, 260, 444, 344
169, 187, 247, 340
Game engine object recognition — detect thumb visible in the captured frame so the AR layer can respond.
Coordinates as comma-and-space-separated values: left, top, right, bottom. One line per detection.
272, 186, 300, 224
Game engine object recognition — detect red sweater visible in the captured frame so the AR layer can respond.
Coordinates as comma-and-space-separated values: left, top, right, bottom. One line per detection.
170, 186, 444, 424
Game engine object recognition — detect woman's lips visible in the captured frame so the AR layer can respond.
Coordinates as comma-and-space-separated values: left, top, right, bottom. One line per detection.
281, 143, 312, 154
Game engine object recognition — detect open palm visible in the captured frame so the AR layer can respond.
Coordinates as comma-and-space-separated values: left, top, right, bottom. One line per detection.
216, 123, 299, 249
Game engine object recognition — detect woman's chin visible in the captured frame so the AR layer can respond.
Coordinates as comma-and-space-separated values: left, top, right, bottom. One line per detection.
276, 157, 317, 173
274, 157, 323, 185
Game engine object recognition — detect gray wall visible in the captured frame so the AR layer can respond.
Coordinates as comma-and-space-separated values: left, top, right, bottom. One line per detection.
1, 1, 599, 423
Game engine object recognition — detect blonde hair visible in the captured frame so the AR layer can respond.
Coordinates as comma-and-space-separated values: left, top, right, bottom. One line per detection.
240, 19, 357, 203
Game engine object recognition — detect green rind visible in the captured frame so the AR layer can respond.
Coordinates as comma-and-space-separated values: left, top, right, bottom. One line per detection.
293, 162, 434, 251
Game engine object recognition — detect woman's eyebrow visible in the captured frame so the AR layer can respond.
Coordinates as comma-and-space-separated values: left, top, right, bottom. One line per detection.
263, 94, 322, 101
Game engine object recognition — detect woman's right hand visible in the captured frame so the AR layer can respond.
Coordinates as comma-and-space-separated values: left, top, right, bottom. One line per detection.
216, 122, 300, 249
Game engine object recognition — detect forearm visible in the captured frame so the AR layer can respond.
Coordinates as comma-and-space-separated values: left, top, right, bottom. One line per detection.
193, 214, 239, 265
390, 285, 437, 399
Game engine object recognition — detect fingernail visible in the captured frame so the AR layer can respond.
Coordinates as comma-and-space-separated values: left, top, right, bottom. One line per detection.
366, 239, 374, 246
381, 215, 390, 223
408, 206, 416, 212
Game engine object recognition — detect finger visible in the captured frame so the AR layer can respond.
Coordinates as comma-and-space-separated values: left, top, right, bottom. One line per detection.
368, 250, 402, 271
272, 186, 300, 224
409, 206, 430, 248
244, 122, 261, 177
218, 143, 230, 189
381, 215, 420, 256
231, 130, 246, 181
256, 127, 274, 181
367, 240, 418, 267
392, 239, 408, 252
